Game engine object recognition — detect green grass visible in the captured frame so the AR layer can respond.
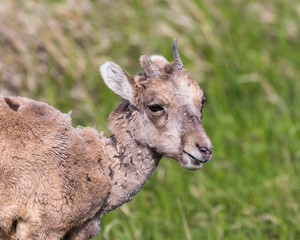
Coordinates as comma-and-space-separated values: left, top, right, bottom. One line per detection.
1, 0, 300, 239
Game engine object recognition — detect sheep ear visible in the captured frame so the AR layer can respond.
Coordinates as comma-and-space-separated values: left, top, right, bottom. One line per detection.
100, 61, 134, 103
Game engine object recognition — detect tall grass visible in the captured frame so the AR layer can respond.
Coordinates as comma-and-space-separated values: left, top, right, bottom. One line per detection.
1, 0, 299, 239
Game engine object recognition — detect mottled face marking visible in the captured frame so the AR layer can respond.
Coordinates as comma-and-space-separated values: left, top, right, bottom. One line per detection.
100, 40, 213, 170
141, 70, 204, 118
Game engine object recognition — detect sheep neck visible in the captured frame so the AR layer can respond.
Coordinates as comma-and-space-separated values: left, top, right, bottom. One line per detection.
101, 100, 161, 214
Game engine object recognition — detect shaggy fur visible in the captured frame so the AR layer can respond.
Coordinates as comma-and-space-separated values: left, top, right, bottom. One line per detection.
0, 96, 110, 239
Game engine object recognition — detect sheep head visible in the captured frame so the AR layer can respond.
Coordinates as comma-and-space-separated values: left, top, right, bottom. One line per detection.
100, 39, 213, 170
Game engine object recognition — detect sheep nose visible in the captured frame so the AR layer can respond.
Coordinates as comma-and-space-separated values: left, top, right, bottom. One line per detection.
197, 145, 213, 162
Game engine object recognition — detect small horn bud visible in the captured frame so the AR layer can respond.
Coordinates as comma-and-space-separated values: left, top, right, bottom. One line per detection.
139, 55, 160, 77
173, 38, 184, 70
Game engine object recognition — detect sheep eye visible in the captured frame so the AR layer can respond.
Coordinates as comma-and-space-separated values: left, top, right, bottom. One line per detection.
148, 104, 164, 112
200, 98, 207, 114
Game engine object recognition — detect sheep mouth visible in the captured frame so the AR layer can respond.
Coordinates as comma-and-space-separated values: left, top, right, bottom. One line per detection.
184, 151, 205, 164
180, 151, 205, 170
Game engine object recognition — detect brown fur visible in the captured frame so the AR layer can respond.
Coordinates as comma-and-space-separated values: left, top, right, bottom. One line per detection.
0, 96, 110, 239
0, 42, 212, 240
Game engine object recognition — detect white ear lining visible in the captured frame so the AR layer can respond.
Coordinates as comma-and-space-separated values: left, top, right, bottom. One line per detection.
100, 61, 134, 103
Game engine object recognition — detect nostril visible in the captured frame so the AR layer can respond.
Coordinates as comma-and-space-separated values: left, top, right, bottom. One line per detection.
199, 146, 208, 153
196, 144, 213, 158
194, 144, 213, 162
196, 145, 213, 162
196, 145, 210, 153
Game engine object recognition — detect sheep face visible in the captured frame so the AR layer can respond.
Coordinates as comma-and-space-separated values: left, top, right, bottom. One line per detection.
100, 40, 213, 170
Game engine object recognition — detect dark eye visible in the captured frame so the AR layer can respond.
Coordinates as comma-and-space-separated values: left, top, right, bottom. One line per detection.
148, 104, 164, 112
201, 98, 207, 114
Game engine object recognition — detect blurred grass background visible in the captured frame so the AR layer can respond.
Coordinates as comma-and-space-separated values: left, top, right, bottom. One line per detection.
1, 0, 300, 239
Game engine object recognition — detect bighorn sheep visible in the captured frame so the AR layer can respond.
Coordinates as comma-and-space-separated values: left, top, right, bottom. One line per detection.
0, 40, 213, 240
